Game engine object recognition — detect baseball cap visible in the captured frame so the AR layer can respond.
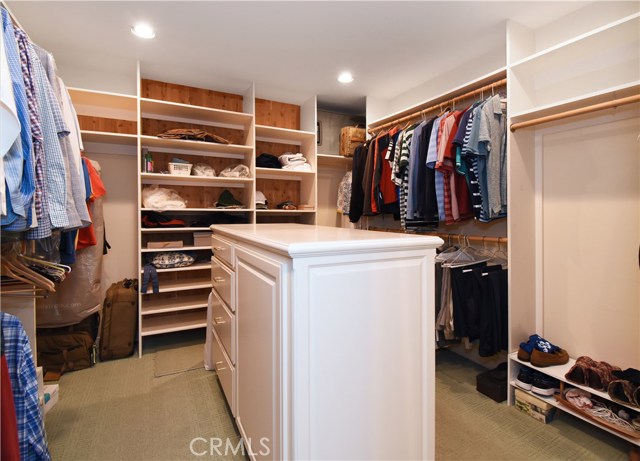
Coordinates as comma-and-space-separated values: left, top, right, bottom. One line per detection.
255, 191, 268, 209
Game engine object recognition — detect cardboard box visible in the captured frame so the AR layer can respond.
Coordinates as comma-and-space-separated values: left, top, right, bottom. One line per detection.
193, 232, 211, 247
514, 388, 556, 424
147, 241, 183, 249
340, 126, 366, 157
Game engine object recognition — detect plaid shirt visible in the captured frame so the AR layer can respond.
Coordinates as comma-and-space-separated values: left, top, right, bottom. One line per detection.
1, 313, 51, 461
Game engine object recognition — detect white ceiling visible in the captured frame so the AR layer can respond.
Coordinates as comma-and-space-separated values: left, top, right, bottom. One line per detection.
7, 1, 594, 114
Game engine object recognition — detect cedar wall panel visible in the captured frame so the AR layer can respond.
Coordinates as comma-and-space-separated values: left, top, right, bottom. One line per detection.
141, 79, 243, 112
255, 140, 300, 157
77, 115, 137, 134
255, 98, 300, 130
256, 178, 300, 208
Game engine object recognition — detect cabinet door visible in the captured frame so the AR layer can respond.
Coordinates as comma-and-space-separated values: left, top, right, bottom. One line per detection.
235, 247, 283, 461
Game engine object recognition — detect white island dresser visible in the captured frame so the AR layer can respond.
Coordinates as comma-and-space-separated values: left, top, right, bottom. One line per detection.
208, 223, 442, 460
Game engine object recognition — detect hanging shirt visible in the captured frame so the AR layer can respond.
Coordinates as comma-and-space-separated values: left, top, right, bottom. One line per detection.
1, 313, 51, 461
0, 25, 20, 217
28, 41, 70, 231
425, 116, 444, 221
337, 170, 352, 216
406, 120, 428, 220
478, 94, 506, 218
348, 143, 368, 223
1, 8, 34, 230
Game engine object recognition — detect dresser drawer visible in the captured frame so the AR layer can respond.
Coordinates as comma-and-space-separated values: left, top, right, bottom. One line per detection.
212, 330, 235, 416
212, 235, 234, 269
211, 257, 235, 311
211, 290, 235, 364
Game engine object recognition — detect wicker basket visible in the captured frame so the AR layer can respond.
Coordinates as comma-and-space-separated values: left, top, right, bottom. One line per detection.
339, 126, 366, 157
168, 162, 192, 176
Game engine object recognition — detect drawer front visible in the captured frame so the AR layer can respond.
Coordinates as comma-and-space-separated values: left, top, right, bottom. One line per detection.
211, 290, 235, 364
212, 330, 236, 416
212, 235, 234, 269
211, 257, 235, 311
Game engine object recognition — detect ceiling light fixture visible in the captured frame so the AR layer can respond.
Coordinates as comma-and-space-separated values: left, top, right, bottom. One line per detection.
131, 23, 156, 39
337, 71, 354, 84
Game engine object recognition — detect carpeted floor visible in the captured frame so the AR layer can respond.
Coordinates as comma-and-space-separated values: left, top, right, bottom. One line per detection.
43, 333, 631, 461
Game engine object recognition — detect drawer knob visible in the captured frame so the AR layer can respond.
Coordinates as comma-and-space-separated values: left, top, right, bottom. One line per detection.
215, 361, 227, 371
214, 316, 225, 325
213, 246, 225, 251
213, 276, 225, 283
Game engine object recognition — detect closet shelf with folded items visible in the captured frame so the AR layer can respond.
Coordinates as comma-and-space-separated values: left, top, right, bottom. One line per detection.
137, 79, 254, 352
252, 96, 317, 223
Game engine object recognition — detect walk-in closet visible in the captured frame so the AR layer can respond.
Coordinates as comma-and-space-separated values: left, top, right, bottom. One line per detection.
1, 1, 638, 460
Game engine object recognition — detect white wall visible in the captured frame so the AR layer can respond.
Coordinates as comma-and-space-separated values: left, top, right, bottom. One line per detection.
87, 152, 138, 292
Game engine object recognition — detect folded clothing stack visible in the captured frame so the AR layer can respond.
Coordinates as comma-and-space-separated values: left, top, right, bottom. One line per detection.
279, 152, 311, 171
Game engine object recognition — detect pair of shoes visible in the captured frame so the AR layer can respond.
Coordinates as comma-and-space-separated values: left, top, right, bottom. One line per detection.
565, 356, 621, 391
518, 334, 570, 367
608, 379, 640, 408
515, 366, 561, 396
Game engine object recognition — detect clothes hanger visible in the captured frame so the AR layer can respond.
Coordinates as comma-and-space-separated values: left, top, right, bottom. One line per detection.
443, 235, 492, 268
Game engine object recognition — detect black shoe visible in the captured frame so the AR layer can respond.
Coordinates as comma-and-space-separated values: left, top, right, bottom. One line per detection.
515, 367, 534, 391
531, 373, 560, 396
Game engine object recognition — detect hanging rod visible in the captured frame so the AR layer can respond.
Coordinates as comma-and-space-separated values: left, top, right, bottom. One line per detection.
368, 78, 507, 134
368, 227, 507, 245
510, 94, 640, 132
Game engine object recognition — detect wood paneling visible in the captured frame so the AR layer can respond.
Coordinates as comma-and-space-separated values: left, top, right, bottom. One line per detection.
77, 115, 137, 134
255, 98, 300, 130
255, 140, 299, 157
142, 119, 246, 145
141, 79, 243, 112
256, 178, 300, 208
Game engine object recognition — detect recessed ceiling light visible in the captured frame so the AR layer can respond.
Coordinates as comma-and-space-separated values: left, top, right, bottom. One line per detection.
337, 71, 354, 84
131, 23, 156, 39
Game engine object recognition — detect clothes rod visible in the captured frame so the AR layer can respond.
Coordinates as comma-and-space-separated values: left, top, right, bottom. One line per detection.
368, 227, 507, 245
368, 78, 507, 134
510, 94, 640, 132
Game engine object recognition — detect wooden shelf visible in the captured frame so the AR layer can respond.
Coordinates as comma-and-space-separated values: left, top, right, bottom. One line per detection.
144, 276, 211, 293
80, 130, 138, 145
141, 227, 211, 233
255, 125, 315, 144
140, 135, 251, 159
141, 207, 252, 213
317, 154, 352, 169
509, 14, 639, 113
140, 309, 207, 336
509, 13, 640, 70
141, 246, 211, 253
509, 82, 640, 123
140, 98, 252, 129
256, 209, 315, 216
68, 87, 137, 117
141, 293, 209, 315
255, 167, 314, 180
140, 172, 252, 188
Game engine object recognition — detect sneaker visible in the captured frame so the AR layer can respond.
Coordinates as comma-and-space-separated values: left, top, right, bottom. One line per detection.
515, 367, 534, 390
531, 373, 561, 396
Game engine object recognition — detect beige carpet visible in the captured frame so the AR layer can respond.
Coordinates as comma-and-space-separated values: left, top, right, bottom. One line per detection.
43, 334, 630, 461
154, 344, 204, 377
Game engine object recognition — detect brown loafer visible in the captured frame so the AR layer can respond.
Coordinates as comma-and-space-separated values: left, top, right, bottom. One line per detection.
530, 347, 569, 367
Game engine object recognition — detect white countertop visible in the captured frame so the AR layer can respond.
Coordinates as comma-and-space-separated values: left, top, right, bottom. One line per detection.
210, 223, 443, 257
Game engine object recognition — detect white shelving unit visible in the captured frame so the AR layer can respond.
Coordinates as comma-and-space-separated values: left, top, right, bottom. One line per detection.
507, 6, 640, 447
69, 76, 320, 355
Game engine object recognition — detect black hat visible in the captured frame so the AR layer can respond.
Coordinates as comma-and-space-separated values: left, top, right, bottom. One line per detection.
256, 153, 281, 169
